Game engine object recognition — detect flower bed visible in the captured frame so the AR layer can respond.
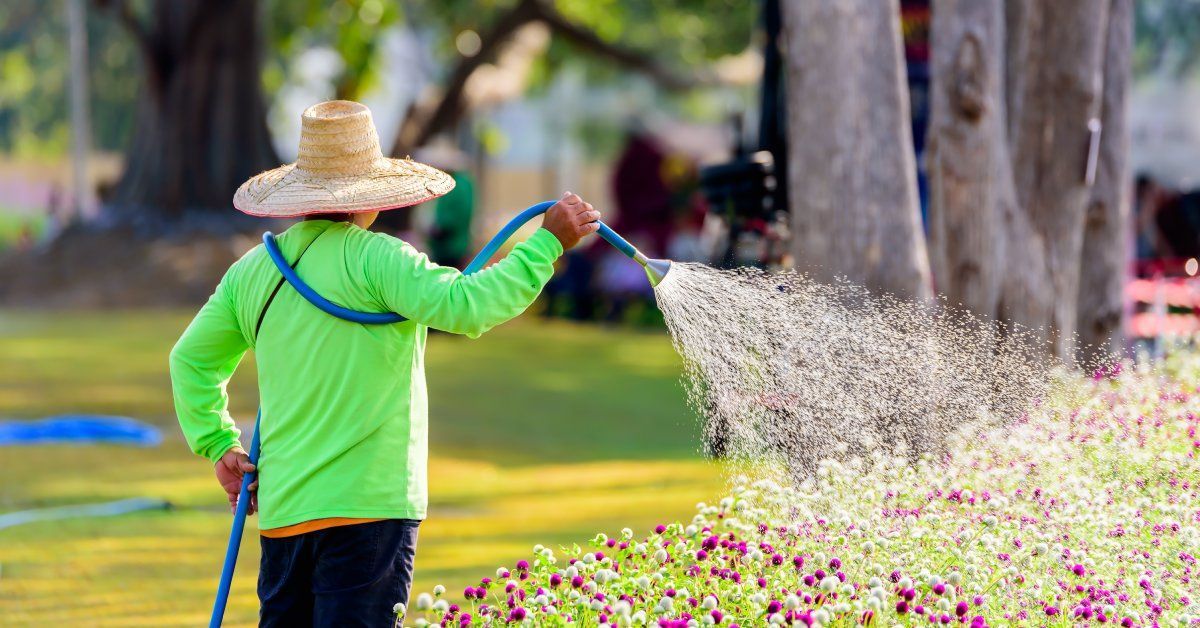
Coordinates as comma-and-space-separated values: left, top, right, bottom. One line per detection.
400, 357, 1200, 626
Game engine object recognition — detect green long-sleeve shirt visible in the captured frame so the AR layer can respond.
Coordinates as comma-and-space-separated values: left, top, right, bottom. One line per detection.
169, 220, 562, 529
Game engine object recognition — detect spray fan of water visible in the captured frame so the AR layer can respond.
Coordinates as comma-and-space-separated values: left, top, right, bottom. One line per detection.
652, 263, 1073, 486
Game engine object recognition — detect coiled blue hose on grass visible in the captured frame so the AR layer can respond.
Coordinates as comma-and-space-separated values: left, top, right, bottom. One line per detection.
210, 201, 667, 626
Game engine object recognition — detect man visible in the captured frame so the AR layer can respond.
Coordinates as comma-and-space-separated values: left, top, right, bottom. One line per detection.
169, 100, 599, 626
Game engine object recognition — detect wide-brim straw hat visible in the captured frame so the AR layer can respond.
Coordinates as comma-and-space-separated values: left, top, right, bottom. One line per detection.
233, 100, 455, 217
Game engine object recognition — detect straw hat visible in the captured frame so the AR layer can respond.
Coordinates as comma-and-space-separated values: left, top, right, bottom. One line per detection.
233, 100, 455, 217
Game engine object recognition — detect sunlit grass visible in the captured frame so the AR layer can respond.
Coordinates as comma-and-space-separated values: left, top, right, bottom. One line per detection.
0, 310, 721, 626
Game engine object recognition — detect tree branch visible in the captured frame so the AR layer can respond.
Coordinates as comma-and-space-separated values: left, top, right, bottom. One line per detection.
533, 0, 705, 91
391, 0, 542, 155
391, 0, 708, 156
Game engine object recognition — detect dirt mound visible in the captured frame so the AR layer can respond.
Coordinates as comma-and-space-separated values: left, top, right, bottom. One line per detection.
0, 227, 260, 308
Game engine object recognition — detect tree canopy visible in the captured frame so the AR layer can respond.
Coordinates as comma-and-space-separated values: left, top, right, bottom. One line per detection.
0, 0, 755, 159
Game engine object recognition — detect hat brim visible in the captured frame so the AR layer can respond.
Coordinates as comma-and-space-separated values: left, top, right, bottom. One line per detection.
233, 157, 456, 218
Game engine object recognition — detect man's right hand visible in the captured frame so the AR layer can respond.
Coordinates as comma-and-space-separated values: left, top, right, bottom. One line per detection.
216, 446, 258, 515
543, 192, 601, 250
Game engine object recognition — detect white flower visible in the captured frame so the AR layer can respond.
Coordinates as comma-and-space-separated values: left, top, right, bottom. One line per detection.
432, 599, 449, 613
820, 575, 840, 592
636, 576, 651, 589
496, 567, 508, 578
702, 595, 718, 610
655, 548, 670, 563
621, 527, 634, 539
415, 593, 433, 611
392, 602, 406, 616
432, 584, 446, 596
414, 619, 429, 627
784, 595, 800, 610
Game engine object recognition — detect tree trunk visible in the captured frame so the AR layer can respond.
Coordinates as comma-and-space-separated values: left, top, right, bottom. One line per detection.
1005, 0, 1110, 359
1076, 0, 1132, 365
781, 0, 932, 302
926, 0, 1006, 319
107, 0, 278, 223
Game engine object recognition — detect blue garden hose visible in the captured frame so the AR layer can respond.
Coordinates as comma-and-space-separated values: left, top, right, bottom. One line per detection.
210, 201, 668, 626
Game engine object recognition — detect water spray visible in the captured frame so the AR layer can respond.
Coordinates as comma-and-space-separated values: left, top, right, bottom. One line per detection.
209, 201, 670, 626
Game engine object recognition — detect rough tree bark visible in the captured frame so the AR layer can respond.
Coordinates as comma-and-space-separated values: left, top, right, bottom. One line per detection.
1005, 0, 1110, 359
781, 0, 932, 302
97, 0, 278, 222
928, 0, 1119, 362
1076, 0, 1132, 365
926, 0, 1007, 319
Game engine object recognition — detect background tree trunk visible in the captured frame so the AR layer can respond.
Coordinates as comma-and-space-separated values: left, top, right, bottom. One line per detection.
927, 0, 1118, 361
926, 0, 1006, 319
781, 0, 932, 302
1004, 0, 1109, 359
1076, 0, 1132, 365
105, 0, 278, 223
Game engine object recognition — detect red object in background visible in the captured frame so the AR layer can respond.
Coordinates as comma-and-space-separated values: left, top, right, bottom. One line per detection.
901, 0, 930, 63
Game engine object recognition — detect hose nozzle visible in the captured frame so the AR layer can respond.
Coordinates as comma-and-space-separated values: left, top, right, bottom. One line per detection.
633, 251, 672, 287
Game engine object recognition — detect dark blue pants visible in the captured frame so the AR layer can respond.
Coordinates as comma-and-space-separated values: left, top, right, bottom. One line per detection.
259, 519, 420, 627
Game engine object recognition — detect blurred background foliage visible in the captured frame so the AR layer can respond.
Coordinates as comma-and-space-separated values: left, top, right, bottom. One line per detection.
0, 0, 756, 159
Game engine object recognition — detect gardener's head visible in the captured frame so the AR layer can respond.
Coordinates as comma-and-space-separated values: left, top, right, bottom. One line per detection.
232, 100, 455, 220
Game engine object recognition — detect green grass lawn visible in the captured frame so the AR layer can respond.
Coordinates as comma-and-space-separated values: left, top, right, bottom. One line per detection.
0, 310, 722, 626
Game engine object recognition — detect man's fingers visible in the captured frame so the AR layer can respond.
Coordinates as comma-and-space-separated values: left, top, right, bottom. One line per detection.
577, 210, 601, 223
247, 480, 258, 492
573, 201, 594, 216
239, 458, 256, 473
580, 222, 601, 235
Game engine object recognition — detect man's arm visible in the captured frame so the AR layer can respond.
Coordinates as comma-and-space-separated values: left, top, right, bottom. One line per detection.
169, 274, 260, 512
361, 193, 600, 337
169, 274, 248, 462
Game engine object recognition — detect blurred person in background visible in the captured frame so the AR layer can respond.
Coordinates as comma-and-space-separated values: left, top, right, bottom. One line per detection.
417, 144, 476, 269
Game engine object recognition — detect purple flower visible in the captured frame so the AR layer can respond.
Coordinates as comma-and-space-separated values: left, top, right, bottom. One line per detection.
711, 609, 724, 624
896, 600, 909, 614
956, 601, 968, 617
549, 573, 562, 587
1072, 564, 1085, 577
570, 576, 584, 588
655, 524, 667, 534
516, 560, 529, 571
1045, 606, 1060, 616
933, 583, 946, 595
